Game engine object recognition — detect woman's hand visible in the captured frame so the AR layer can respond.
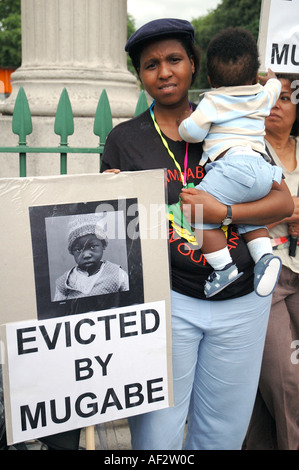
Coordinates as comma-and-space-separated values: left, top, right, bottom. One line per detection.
180, 187, 226, 224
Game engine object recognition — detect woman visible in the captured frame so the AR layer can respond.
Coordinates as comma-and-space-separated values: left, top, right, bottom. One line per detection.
101, 19, 293, 450
246, 75, 299, 450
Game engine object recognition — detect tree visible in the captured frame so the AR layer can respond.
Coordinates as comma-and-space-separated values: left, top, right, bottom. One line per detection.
192, 0, 262, 89
0, 0, 21, 67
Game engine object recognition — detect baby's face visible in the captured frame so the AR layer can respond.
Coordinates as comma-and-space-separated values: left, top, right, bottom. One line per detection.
71, 234, 104, 274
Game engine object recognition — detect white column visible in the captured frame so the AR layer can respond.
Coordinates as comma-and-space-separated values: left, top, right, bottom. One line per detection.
1, 0, 138, 117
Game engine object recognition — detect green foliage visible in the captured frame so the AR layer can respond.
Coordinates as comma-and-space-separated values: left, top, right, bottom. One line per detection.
0, 0, 21, 67
192, 0, 262, 89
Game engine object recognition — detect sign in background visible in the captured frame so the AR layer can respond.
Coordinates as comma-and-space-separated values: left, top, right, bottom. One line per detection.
258, 0, 299, 73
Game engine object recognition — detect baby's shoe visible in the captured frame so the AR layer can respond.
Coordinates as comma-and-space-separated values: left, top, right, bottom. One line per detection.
254, 253, 282, 297
204, 263, 243, 298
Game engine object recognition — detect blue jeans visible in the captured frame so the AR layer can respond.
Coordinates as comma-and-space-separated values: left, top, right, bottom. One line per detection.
129, 289, 271, 450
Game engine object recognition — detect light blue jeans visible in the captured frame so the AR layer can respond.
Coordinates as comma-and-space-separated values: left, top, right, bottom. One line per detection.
129, 289, 271, 450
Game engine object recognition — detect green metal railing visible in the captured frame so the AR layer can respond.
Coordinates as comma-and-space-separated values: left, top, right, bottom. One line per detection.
0, 86, 149, 177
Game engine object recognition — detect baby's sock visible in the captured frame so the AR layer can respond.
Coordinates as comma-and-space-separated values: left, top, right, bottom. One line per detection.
204, 247, 234, 271
247, 237, 273, 263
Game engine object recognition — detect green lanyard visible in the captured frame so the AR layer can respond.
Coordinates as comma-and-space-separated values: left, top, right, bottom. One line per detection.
150, 101, 190, 187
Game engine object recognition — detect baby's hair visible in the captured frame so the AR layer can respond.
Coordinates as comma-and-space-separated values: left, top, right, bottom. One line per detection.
207, 27, 260, 87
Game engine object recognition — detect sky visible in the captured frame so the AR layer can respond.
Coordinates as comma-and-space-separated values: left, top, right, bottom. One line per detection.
127, 0, 222, 28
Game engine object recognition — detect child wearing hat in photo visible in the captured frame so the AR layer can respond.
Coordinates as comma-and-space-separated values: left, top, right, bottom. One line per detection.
54, 214, 129, 301
179, 27, 283, 298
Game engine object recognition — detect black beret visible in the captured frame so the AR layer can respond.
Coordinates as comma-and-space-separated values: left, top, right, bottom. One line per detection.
125, 18, 195, 55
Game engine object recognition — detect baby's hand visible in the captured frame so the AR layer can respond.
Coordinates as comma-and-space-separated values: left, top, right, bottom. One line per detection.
258, 68, 277, 85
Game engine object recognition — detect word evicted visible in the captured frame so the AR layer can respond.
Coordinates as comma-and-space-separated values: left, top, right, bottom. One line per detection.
16, 309, 160, 355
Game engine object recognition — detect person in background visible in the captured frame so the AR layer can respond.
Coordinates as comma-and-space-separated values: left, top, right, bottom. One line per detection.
101, 18, 294, 450
246, 74, 299, 450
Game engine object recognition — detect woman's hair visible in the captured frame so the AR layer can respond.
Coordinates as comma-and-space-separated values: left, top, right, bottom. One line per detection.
207, 27, 260, 87
129, 34, 201, 86
276, 74, 299, 137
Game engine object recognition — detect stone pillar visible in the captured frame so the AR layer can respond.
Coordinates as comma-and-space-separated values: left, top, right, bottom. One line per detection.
1, 0, 138, 117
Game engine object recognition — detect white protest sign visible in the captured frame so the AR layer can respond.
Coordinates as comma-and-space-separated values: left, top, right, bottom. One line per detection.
258, 0, 299, 73
1, 301, 171, 445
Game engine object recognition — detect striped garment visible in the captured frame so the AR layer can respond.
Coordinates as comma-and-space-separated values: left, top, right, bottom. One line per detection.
179, 79, 281, 162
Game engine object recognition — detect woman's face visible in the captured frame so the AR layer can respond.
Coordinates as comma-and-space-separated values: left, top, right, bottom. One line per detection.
266, 78, 297, 135
138, 38, 195, 107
